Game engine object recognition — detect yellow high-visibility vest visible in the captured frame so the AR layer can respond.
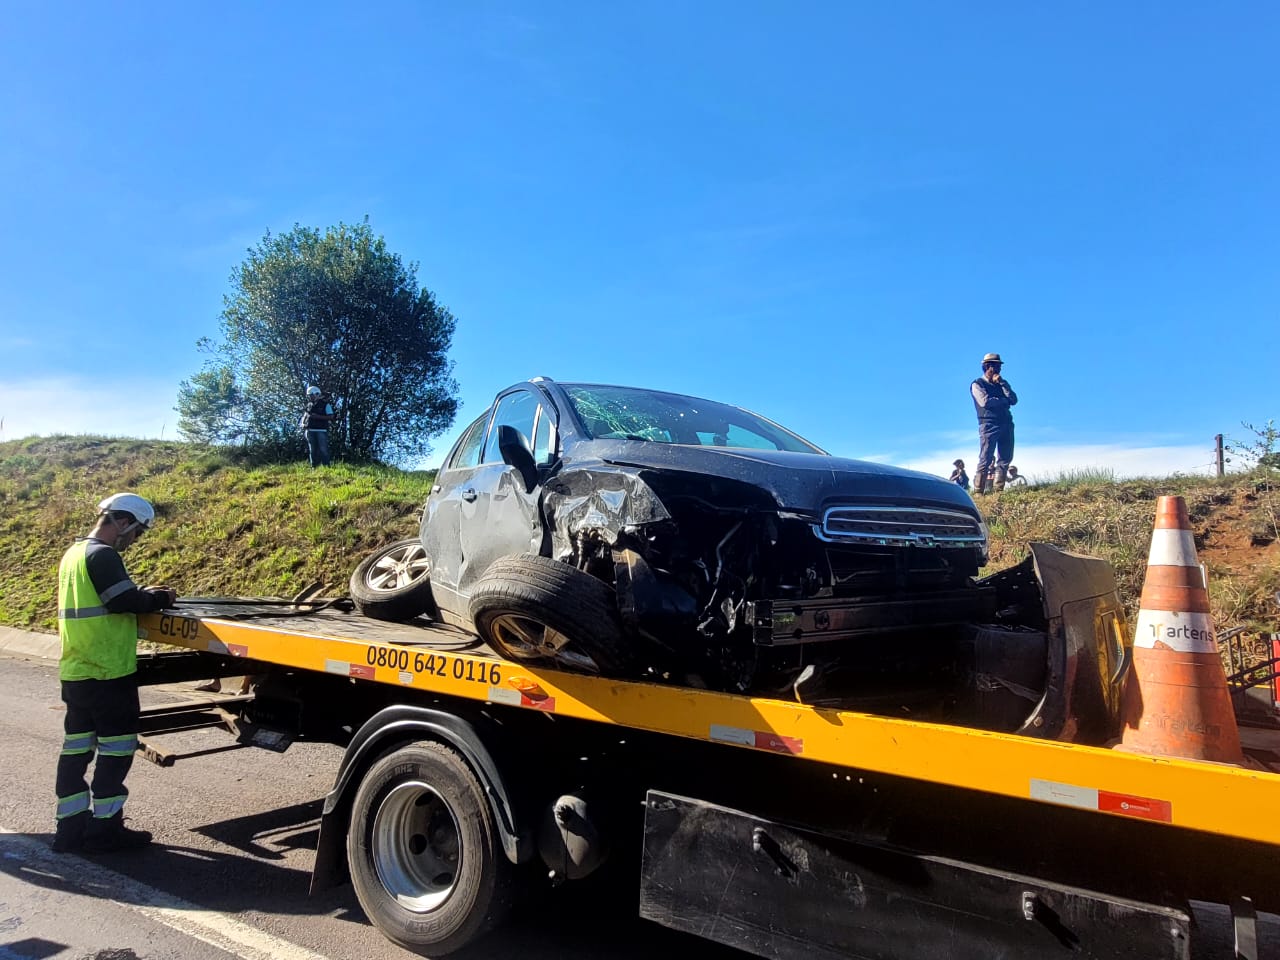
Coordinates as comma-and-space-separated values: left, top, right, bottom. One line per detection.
57, 540, 138, 681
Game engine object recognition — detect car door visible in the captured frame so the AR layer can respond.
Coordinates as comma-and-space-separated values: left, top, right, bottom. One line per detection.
456, 388, 557, 606
420, 412, 489, 618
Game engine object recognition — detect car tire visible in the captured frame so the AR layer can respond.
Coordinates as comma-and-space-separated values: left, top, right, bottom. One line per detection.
347, 740, 514, 955
468, 554, 635, 676
350, 538, 438, 622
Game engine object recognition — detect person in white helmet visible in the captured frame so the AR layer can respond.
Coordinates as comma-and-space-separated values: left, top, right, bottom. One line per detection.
53, 493, 178, 854
301, 385, 334, 467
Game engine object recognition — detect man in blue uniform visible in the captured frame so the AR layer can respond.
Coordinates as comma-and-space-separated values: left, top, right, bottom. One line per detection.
53, 493, 177, 853
971, 353, 1018, 494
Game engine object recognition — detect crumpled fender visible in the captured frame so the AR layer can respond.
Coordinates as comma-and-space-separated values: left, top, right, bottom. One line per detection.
542, 468, 671, 562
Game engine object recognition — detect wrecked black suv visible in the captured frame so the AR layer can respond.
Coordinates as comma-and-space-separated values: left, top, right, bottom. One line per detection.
351, 378, 1131, 743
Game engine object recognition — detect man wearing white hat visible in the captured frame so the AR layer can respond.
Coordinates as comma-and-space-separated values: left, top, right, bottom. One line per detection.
53, 493, 178, 854
971, 353, 1018, 494
301, 385, 335, 467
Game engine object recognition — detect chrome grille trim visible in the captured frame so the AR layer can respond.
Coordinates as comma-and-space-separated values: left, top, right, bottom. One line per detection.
815, 505, 985, 547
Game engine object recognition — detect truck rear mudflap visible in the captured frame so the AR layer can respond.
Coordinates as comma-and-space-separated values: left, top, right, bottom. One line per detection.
640, 791, 1189, 960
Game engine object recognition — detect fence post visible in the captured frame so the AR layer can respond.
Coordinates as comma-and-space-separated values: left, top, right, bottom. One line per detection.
1215, 434, 1225, 477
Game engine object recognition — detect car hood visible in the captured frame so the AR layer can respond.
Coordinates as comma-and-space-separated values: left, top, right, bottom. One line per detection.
576, 441, 977, 516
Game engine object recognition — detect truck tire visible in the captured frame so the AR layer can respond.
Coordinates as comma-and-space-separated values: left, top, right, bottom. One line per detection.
350, 539, 438, 622
468, 554, 635, 676
347, 740, 514, 956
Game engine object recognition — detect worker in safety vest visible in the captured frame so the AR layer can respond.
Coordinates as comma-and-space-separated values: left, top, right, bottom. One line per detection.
53, 493, 177, 853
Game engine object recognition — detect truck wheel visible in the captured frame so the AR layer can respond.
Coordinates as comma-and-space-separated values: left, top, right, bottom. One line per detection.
468, 554, 635, 676
350, 539, 438, 622
347, 740, 514, 956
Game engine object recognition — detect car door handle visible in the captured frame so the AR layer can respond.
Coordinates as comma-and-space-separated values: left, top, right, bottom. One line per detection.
461, 488, 478, 502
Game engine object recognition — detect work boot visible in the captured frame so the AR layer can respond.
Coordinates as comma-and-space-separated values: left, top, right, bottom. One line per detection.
993, 468, 1008, 492
82, 813, 152, 853
51, 811, 89, 853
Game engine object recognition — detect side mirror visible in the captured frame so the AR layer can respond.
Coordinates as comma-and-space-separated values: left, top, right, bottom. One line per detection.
498, 425, 538, 493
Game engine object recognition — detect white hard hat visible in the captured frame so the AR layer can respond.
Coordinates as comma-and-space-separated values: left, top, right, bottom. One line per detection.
98, 492, 156, 529
307, 386, 321, 396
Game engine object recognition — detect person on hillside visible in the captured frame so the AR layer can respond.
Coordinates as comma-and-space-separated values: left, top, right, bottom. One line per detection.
971, 352, 1018, 494
1007, 465, 1027, 486
301, 385, 335, 468
949, 459, 969, 491
53, 493, 177, 854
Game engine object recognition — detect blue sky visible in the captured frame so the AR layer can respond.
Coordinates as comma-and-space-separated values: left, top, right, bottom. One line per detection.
1, 3, 1276, 480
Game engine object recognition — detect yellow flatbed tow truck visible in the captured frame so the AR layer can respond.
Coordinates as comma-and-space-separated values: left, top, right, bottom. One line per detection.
134, 600, 1280, 960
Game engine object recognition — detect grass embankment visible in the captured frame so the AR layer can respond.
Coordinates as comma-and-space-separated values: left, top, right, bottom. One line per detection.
0, 436, 433, 631
1, 438, 1277, 662
980, 468, 1279, 661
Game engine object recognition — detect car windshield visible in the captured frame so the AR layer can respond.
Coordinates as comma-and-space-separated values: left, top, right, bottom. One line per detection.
563, 384, 825, 454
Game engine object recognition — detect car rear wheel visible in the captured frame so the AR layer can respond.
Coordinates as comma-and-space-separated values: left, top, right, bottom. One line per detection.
469, 554, 634, 676
351, 538, 438, 622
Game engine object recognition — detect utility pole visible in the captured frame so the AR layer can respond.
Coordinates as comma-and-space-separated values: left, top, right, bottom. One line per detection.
1215, 434, 1224, 477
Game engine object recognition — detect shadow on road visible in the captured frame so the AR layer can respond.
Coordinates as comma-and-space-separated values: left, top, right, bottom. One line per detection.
189, 798, 323, 860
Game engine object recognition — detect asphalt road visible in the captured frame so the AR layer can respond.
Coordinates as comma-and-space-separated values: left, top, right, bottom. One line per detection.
0, 650, 741, 960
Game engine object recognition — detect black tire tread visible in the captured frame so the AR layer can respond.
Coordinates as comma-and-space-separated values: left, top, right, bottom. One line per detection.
347, 739, 514, 956
468, 554, 634, 675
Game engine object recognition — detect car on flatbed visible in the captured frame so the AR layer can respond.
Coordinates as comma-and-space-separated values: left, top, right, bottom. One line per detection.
351, 378, 1129, 743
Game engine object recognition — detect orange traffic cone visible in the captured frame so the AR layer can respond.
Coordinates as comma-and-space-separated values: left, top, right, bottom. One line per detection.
1118, 496, 1244, 764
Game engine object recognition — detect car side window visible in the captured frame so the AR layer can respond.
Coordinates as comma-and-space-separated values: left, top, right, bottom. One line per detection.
449, 414, 488, 469
482, 390, 540, 464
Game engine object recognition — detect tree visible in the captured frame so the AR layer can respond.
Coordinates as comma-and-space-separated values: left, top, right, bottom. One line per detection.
1226, 419, 1280, 473
174, 356, 249, 445
177, 219, 459, 463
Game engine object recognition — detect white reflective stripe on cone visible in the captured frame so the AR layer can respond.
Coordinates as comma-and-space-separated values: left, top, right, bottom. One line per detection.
1134, 609, 1217, 653
1146, 528, 1200, 568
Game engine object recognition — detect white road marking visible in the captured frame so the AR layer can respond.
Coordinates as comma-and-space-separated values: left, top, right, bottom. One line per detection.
1, 827, 330, 960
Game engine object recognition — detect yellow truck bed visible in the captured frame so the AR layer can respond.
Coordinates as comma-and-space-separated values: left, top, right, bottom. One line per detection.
139, 601, 1280, 847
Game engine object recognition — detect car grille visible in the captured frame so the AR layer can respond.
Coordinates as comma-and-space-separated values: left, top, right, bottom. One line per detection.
816, 506, 985, 547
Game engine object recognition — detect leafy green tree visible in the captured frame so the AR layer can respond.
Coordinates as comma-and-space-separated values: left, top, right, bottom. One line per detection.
175, 359, 249, 445
177, 219, 458, 463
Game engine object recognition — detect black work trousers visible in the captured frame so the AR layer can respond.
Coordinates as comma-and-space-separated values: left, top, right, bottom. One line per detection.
56, 675, 140, 821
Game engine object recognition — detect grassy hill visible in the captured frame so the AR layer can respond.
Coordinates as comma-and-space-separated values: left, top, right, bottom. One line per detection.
2, 437, 1277, 664
0, 436, 433, 629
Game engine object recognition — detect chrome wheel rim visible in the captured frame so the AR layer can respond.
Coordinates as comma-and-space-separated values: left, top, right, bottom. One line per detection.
366, 542, 431, 593
487, 614, 601, 674
371, 780, 460, 912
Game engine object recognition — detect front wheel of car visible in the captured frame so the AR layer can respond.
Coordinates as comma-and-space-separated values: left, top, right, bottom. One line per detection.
468, 555, 634, 676
350, 538, 438, 622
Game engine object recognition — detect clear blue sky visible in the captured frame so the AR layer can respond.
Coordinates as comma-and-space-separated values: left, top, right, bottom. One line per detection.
2, 3, 1276, 479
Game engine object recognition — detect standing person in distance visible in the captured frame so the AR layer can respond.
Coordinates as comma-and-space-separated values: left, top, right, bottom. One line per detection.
302, 385, 335, 468
53, 493, 178, 853
949, 459, 969, 491
971, 352, 1018, 494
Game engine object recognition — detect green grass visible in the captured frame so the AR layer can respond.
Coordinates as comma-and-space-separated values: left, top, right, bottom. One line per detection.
0, 436, 434, 631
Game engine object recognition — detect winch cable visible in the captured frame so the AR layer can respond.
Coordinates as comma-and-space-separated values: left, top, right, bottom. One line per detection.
171, 596, 356, 620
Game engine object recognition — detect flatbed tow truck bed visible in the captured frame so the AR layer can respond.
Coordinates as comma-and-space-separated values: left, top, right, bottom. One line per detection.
135, 600, 1280, 959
